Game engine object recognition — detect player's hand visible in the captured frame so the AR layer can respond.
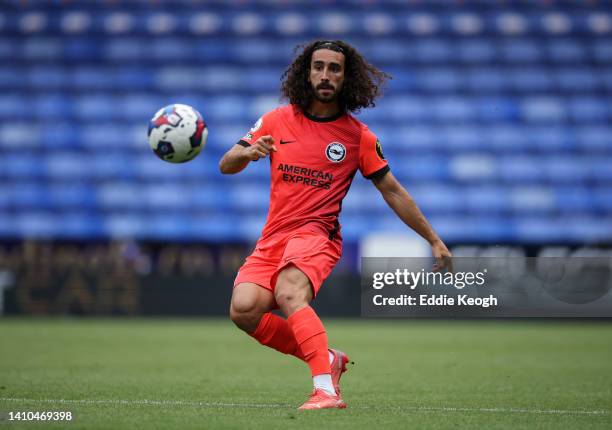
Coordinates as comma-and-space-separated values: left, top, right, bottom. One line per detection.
244, 136, 277, 161
431, 239, 453, 273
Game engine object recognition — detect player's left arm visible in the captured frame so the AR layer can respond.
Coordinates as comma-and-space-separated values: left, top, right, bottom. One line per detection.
373, 171, 453, 271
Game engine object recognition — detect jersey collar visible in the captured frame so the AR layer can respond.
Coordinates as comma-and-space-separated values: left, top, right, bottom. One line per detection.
303, 109, 344, 123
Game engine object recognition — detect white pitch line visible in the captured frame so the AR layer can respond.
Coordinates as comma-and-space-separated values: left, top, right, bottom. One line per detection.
0, 397, 608, 416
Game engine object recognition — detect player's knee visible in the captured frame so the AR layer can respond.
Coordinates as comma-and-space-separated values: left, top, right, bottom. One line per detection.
229, 306, 260, 333
229, 296, 260, 332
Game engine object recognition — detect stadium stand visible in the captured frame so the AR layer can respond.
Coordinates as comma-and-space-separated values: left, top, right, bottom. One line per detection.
0, 0, 610, 244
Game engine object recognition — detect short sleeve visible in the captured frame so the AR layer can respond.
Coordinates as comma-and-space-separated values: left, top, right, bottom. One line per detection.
359, 128, 390, 180
237, 111, 274, 147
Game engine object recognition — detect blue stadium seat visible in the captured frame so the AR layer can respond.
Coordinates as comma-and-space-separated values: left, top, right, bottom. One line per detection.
556, 68, 599, 92
439, 126, 486, 152
414, 39, 454, 63
48, 185, 98, 209
22, 38, 62, 61
231, 39, 279, 63
41, 123, 80, 148
57, 213, 105, 239
568, 97, 609, 122
343, 184, 388, 214
547, 39, 586, 63
602, 68, 612, 91
0, 123, 41, 149
46, 154, 94, 179
576, 126, 612, 151
510, 187, 556, 213
150, 38, 195, 62
466, 68, 506, 91
104, 38, 148, 62
544, 157, 587, 184
487, 126, 530, 152
430, 216, 513, 243
565, 216, 612, 242
555, 187, 594, 213
74, 95, 121, 121
242, 68, 283, 92
228, 185, 271, 212
0, 3, 610, 242
90, 155, 133, 180
514, 217, 565, 243
593, 40, 612, 63
417, 68, 460, 92
0, 187, 9, 209
27, 67, 68, 89
33, 95, 72, 120
63, 38, 101, 61
15, 212, 58, 237
465, 186, 512, 214
477, 97, 519, 122
123, 95, 162, 122
10, 184, 51, 209
73, 67, 115, 89
498, 157, 544, 184
521, 97, 567, 122
1, 158, 44, 179
457, 39, 496, 63
395, 156, 450, 181
0, 38, 16, 61
234, 213, 266, 242
449, 155, 495, 182
0, 95, 30, 119
103, 213, 145, 238
590, 158, 612, 183
408, 185, 465, 214
189, 186, 229, 211
529, 127, 576, 152
363, 39, 408, 64
511, 68, 554, 91
593, 188, 612, 212
433, 97, 477, 122
500, 39, 543, 63
116, 68, 154, 90
0, 67, 23, 90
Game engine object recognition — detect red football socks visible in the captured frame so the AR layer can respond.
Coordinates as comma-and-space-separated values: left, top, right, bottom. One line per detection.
287, 306, 331, 376
249, 312, 305, 360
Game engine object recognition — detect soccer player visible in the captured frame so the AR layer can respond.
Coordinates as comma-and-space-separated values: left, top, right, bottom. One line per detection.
219, 40, 452, 410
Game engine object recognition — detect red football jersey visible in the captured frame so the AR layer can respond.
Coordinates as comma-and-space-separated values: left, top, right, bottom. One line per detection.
239, 105, 389, 240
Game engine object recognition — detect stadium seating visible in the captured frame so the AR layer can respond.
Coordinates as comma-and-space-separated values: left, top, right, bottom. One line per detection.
0, 0, 611, 243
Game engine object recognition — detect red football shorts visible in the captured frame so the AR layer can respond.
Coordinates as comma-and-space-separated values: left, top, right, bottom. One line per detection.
234, 231, 342, 297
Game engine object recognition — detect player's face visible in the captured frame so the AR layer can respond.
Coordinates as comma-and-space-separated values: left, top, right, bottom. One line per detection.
309, 49, 345, 103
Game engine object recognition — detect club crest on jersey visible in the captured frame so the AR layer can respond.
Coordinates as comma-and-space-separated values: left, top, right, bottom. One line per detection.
325, 142, 346, 163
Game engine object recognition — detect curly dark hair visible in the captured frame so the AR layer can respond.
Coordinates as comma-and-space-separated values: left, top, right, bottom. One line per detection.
281, 40, 391, 114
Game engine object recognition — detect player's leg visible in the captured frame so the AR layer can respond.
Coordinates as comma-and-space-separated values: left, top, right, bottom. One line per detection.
230, 282, 305, 360
230, 282, 275, 332
275, 265, 345, 409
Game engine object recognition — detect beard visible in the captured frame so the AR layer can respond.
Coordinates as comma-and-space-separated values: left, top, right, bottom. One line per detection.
311, 83, 339, 103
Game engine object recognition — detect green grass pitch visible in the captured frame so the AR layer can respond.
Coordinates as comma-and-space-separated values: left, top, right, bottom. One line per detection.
0, 318, 610, 429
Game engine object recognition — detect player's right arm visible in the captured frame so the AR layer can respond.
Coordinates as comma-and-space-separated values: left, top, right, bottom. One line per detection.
219, 136, 277, 174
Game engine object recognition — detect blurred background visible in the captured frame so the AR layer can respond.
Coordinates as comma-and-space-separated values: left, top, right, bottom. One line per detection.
0, 0, 611, 316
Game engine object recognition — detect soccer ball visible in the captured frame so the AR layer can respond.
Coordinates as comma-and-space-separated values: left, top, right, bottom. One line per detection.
148, 104, 208, 163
